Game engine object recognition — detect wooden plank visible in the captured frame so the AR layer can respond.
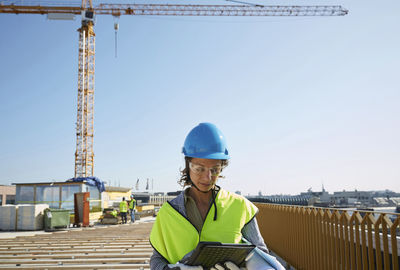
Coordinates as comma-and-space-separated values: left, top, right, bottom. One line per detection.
0, 248, 151, 252
0, 251, 152, 259
0, 240, 149, 244
0, 248, 153, 255
0, 257, 150, 264
0, 263, 149, 269
0, 245, 151, 251
0, 243, 151, 248
0, 243, 150, 247
0, 238, 149, 241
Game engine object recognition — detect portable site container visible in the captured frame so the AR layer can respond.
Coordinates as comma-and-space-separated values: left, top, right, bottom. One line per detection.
0, 205, 17, 231
14, 181, 103, 224
17, 204, 49, 230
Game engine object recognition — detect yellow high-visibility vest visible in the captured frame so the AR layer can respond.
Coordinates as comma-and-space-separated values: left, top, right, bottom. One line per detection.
150, 188, 258, 264
119, 201, 128, 213
129, 199, 136, 210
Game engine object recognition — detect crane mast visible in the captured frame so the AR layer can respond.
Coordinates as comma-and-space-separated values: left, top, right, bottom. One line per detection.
75, 7, 95, 178
0, 1, 348, 178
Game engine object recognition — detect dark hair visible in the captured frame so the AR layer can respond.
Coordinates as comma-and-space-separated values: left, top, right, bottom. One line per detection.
178, 156, 229, 187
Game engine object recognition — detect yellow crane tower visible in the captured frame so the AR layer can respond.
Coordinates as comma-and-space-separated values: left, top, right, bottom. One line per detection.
0, 1, 348, 178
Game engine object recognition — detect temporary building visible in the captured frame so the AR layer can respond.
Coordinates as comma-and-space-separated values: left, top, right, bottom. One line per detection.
14, 179, 105, 223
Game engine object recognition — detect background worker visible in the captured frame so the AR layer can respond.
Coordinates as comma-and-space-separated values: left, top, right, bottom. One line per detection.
150, 123, 283, 270
119, 197, 128, 224
129, 194, 136, 223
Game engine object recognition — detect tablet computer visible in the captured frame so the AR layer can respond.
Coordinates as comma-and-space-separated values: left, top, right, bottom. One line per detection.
181, 242, 255, 269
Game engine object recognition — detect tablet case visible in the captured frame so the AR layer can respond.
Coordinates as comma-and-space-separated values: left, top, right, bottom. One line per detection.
181, 242, 255, 269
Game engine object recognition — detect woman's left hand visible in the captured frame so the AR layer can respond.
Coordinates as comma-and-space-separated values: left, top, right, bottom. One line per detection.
210, 261, 246, 270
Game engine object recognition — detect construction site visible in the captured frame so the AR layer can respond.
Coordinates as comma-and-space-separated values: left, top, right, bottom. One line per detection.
2, 0, 400, 270
0, 180, 168, 268
0, 1, 348, 268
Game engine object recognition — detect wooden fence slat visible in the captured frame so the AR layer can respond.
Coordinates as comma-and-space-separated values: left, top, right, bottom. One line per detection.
390, 217, 399, 270
349, 213, 356, 270
375, 215, 383, 270
367, 213, 376, 269
354, 212, 363, 270
326, 210, 334, 270
334, 210, 341, 270
317, 209, 324, 270
343, 211, 351, 270
339, 211, 345, 270
381, 215, 391, 270
360, 214, 369, 270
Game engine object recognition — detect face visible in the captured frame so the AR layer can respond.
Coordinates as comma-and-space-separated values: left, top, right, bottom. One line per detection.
189, 158, 223, 192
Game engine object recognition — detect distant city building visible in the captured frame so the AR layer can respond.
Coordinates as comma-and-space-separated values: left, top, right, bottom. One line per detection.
247, 186, 400, 208
247, 194, 311, 206
297, 187, 400, 207
0, 185, 16, 205
314, 189, 400, 207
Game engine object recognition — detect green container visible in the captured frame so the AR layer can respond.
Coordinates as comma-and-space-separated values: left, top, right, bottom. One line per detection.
44, 208, 70, 231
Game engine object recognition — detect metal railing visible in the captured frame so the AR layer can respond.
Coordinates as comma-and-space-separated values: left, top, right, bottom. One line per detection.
255, 203, 400, 270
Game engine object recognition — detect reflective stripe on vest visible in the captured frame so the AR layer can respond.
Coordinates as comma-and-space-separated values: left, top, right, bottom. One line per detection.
120, 201, 128, 213
149, 188, 258, 264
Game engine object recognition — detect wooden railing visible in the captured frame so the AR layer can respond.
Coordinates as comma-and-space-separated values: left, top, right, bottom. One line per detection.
255, 203, 400, 270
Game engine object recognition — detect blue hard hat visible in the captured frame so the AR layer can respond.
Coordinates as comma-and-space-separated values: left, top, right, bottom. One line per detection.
182, 123, 230, 160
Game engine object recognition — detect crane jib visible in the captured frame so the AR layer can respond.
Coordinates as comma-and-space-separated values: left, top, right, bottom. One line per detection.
0, 4, 348, 17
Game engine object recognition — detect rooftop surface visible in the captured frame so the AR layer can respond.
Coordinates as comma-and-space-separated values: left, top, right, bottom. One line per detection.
0, 217, 155, 269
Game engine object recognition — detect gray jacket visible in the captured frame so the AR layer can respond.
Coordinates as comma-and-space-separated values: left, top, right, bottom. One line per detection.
150, 190, 268, 270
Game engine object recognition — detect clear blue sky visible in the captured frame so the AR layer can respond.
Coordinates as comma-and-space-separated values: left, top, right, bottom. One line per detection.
1, 0, 399, 195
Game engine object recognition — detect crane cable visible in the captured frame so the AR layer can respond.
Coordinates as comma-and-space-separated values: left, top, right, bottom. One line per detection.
225, 0, 265, 7
113, 16, 120, 58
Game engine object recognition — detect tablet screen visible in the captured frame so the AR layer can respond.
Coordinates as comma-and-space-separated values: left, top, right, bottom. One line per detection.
181, 242, 255, 269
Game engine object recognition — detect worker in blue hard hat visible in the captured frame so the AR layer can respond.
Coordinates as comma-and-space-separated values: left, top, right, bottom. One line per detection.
129, 194, 136, 223
149, 123, 284, 270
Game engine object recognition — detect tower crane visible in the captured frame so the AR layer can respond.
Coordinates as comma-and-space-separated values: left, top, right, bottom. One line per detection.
0, 1, 348, 178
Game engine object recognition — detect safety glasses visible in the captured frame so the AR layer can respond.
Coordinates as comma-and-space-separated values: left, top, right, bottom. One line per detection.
189, 162, 222, 176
